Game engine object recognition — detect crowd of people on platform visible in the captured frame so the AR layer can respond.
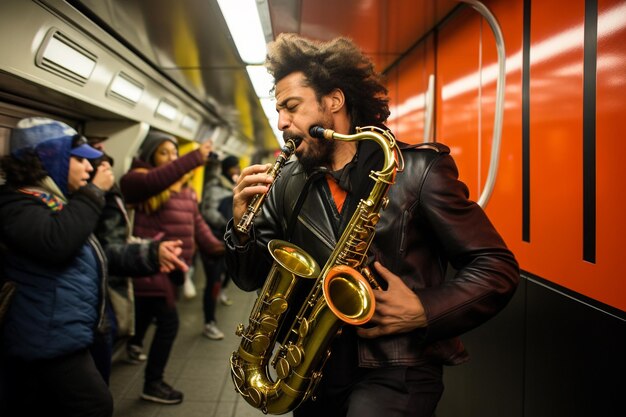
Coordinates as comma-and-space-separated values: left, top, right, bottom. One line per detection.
0, 117, 239, 415
0, 33, 519, 417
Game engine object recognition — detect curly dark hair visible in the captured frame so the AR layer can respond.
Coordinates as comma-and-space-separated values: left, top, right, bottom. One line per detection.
0, 150, 47, 188
265, 33, 390, 131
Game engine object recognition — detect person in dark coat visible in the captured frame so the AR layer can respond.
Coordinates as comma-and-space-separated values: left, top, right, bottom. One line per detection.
119, 131, 224, 405
88, 151, 188, 384
198, 154, 241, 340
0, 117, 115, 417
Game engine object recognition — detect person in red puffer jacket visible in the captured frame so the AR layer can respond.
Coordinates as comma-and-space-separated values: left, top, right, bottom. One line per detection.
120, 131, 224, 405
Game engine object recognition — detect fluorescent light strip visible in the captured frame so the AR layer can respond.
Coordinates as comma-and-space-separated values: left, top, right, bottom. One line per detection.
247, 65, 274, 98
109, 73, 143, 104
181, 114, 199, 132
217, 0, 267, 64
155, 99, 178, 121
41, 33, 96, 80
260, 97, 283, 146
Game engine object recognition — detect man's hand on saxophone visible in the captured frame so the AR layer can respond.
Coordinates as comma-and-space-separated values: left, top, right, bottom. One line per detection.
356, 261, 428, 339
232, 163, 273, 243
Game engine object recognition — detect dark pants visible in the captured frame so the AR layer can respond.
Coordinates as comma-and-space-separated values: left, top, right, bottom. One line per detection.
89, 329, 114, 384
201, 253, 224, 323
1, 348, 113, 417
294, 330, 444, 417
89, 302, 116, 384
128, 296, 179, 384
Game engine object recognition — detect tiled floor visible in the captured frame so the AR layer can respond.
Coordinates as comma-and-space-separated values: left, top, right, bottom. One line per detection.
109, 262, 293, 417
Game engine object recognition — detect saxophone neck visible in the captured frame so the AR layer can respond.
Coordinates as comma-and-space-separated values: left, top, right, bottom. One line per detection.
309, 125, 401, 179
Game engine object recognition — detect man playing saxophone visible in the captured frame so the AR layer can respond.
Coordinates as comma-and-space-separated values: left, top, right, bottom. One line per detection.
225, 33, 520, 417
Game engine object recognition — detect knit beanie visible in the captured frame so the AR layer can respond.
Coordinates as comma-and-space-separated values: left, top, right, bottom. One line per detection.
138, 131, 178, 166
221, 155, 240, 178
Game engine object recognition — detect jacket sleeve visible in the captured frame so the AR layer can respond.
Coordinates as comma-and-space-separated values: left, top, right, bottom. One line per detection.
200, 180, 229, 231
224, 221, 274, 292
120, 150, 205, 204
414, 154, 520, 342
193, 191, 225, 256
94, 190, 160, 277
224, 175, 284, 292
104, 240, 160, 277
0, 184, 105, 265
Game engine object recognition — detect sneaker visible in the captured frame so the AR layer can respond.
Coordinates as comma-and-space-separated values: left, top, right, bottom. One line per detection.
219, 291, 233, 306
141, 380, 183, 405
126, 344, 147, 364
203, 321, 225, 340
183, 274, 197, 299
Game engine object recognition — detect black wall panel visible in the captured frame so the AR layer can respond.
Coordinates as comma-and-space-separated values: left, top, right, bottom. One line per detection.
437, 278, 525, 417
524, 276, 625, 417
437, 274, 625, 417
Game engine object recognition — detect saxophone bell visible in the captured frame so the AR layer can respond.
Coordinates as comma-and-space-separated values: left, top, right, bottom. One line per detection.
323, 265, 376, 325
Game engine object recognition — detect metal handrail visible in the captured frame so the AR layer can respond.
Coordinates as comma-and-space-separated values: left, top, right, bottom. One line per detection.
459, 0, 506, 208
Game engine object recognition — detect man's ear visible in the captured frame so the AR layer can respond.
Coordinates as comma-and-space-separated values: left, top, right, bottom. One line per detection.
324, 88, 345, 113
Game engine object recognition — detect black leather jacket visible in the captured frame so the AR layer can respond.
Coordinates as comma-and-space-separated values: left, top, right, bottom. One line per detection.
225, 141, 519, 367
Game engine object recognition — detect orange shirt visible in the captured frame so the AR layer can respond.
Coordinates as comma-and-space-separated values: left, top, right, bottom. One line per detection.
326, 175, 347, 213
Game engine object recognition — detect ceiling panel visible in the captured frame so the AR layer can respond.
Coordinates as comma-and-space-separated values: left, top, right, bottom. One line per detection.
70, 0, 462, 151
270, 0, 460, 72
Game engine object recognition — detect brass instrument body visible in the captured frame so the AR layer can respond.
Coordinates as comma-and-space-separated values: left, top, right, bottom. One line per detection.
230, 126, 402, 414
231, 239, 321, 412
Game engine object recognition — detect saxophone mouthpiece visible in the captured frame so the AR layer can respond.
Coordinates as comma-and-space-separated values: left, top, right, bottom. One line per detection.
291, 136, 303, 148
309, 125, 327, 139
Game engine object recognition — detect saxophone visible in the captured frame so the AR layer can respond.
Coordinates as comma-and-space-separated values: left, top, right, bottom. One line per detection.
230, 125, 402, 415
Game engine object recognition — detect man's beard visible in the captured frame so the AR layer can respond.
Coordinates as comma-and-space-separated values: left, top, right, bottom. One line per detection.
296, 137, 336, 175
286, 114, 336, 174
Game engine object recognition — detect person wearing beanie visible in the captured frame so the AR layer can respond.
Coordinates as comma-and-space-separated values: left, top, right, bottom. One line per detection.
199, 154, 241, 340
119, 131, 224, 405
0, 117, 115, 417
221, 155, 241, 182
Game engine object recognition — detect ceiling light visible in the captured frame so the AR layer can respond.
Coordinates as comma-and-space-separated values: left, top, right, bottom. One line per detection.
155, 99, 178, 121
246, 65, 274, 98
36, 30, 97, 84
181, 114, 200, 133
260, 97, 283, 146
108, 72, 143, 104
217, 0, 267, 64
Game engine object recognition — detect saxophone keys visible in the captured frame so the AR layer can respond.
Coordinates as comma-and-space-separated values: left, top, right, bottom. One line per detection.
231, 364, 246, 390
354, 241, 368, 252
275, 356, 291, 379
251, 334, 271, 352
268, 297, 288, 315
259, 316, 279, 333
298, 318, 310, 337
246, 387, 264, 408
368, 212, 381, 226
286, 344, 304, 367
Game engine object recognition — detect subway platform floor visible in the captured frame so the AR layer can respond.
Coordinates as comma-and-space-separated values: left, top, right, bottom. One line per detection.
109, 265, 293, 417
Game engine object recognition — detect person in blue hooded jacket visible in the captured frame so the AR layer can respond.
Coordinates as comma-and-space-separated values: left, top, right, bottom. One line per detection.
0, 117, 115, 417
